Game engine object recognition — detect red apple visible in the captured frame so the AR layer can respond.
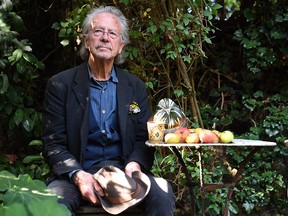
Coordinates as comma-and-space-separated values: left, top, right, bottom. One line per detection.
174, 127, 190, 143
185, 132, 200, 144
199, 129, 220, 143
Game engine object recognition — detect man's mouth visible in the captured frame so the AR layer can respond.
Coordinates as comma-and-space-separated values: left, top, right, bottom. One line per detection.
96, 45, 112, 50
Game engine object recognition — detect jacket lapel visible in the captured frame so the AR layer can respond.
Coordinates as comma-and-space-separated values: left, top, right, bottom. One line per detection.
72, 63, 89, 110
116, 68, 133, 138
72, 63, 90, 160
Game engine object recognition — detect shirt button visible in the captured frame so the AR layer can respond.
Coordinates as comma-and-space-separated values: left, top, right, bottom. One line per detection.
102, 130, 106, 133
102, 110, 106, 114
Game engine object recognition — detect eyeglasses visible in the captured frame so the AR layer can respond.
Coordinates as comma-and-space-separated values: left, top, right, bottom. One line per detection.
90, 28, 121, 39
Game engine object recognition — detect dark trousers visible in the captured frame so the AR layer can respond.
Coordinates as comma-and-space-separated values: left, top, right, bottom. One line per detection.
47, 160, 175, 216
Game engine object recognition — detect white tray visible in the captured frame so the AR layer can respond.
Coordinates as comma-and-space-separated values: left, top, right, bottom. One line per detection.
145, 139, 276, 147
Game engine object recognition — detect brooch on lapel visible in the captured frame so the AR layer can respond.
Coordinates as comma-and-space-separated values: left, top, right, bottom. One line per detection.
129, 101, 141, 114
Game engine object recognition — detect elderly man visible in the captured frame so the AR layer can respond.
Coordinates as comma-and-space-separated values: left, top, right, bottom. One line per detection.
42, 5, 175, 216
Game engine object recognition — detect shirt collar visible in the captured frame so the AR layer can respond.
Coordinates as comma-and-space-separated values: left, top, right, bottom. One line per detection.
87, 63, 118, 83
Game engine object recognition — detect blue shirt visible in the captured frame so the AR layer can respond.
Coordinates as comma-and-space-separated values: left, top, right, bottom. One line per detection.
83, 65, 122, 170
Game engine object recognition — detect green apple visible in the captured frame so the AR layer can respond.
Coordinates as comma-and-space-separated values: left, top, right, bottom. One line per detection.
164, 132, 180, 143
220, 130, 234, 143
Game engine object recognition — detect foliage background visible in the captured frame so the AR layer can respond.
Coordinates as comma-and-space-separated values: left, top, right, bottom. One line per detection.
0, 0, 288, 215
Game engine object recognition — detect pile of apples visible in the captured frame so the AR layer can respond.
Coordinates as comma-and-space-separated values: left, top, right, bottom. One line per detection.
164, 127, 234, 144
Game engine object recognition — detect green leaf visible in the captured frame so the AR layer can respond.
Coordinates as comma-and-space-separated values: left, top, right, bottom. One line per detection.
212, 3, 223, 10
0, 73, 9, 94
60, 21, 69, 28
12, 49, 23, 62
23, 155, 43, 164
22, 45, 32, 52
51, 22, 60, 30
253, 91, 263, 98
183, 55, 192, 63
242, 38, 260, 49
132, 48, 138, 58
60, 39, 70, 46
0, 171, 18, 191
166, 51, 177, 59
129, 30, 141, 38
1, 203, 28, 216
10, 13, 25, 31
203, 10, 213, 20
174, 90, 184, 97
271, 31, 287, 39
234, 30, 243, 39
16, 62, 26, 74
159, 24, 166, 32
145, 81, 154, 90
25, 53, 44, 70
204, 36, 212, 44
228, 203, 239, 214
22, 53, 37, 64
149, 25, 157, 34
0, 171, 70, 216
183, 17, 190, 26
13, 108, 23, 125
27, 199, 70, 216
22, 118, 33, 132
243, 201, 254, 213
28, 140, 43, 146
176, 24, 184, 30
0, 0, 13, 10
2, 173, 47, 195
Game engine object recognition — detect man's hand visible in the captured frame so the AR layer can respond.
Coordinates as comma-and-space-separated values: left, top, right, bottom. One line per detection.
125, 161, 141, 177
73, 170, 104, 205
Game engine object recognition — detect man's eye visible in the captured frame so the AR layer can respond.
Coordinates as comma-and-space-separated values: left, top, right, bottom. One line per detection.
94, 29, 103, 34
109, 31, 117, 36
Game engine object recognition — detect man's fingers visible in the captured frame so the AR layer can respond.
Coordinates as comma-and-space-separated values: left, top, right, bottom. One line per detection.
74, 171, 104, 204
93, 181, 104, 197
125, 161, 141, 177
125, 170, 133, 177
92, 196, 101, 206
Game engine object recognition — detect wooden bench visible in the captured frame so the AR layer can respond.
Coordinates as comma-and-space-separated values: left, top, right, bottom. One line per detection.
75, 205, 144, 216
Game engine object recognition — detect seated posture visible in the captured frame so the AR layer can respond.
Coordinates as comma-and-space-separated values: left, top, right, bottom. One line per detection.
42, 5, 175, 216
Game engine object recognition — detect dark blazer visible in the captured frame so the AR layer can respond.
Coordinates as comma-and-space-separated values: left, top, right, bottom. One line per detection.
42, 62, 155, 178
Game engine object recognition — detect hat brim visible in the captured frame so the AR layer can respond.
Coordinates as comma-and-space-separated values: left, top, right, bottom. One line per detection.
96, 170, 151, 215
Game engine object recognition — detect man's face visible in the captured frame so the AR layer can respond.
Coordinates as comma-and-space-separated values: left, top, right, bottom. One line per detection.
85, 13, 125, 62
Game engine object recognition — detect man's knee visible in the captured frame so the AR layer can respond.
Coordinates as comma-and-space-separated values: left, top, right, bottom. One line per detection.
148, 176, 175, 205
48, 179, 82, 213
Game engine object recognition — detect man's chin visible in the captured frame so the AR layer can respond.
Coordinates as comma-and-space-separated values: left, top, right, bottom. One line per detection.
93, 54, 114, 62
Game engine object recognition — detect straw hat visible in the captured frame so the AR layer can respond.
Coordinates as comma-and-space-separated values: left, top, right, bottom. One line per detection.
93, 166, 151, 215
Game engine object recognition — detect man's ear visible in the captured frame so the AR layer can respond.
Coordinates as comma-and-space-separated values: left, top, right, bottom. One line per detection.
118, 43, 125, 54
84, 34, 89, 48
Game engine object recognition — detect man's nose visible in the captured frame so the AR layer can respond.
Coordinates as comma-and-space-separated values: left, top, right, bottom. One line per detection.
101, 32, 109, 40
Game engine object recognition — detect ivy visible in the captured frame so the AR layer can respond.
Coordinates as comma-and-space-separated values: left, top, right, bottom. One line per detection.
0, 0, 44, 151
0, 171, 70, 216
